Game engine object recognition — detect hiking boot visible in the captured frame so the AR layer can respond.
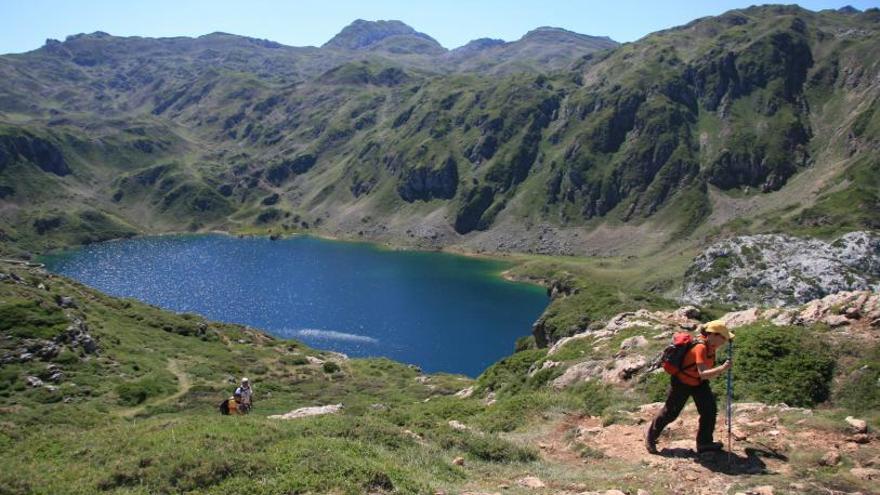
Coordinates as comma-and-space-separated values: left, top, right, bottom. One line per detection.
696, 441, 724, 453
645, 425, 658, 454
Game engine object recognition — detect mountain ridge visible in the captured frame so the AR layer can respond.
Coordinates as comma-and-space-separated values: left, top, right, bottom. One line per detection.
0, 5, 878, 261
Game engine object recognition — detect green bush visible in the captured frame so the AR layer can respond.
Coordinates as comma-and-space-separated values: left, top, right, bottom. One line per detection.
730, 324, 835, 407
569, 380, 615, 416
322, 361, 341, 374
433, 427, 536, 463
834, 344, 880, 413
639, 371, 671, 403
476, 349, 546, 396
514, 335, 537, 352
0, 299, 68, 339
116, 375, 172, 406
279, 355, 309, 366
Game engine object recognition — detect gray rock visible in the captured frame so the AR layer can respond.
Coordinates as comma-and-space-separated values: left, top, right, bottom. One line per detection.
682, 232, 880, 307
57, 296, 77, 308
26, 376, 44, 387
36, 342, 59, 360
551, 360, 604, 389
55, 319, 99, 354
620, 335, 648, 351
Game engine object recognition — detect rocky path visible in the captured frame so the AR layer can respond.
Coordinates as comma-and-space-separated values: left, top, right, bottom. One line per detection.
523, 403, 878, 495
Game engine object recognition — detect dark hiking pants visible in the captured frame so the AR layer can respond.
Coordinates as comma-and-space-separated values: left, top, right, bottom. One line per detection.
649, 376, 716, 448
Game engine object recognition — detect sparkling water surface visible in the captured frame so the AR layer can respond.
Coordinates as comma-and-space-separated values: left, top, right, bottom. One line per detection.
42, 234, 548, 376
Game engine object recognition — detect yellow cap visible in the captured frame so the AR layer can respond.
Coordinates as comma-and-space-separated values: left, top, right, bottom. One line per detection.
703, 320, 734, 340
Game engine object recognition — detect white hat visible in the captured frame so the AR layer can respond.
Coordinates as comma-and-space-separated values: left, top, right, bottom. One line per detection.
241, 377, 249, 383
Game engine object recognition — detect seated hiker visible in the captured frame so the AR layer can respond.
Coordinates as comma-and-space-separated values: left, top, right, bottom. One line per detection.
228, 391, 242, 415
645, 320, 733, 454
235, 377, 253, 413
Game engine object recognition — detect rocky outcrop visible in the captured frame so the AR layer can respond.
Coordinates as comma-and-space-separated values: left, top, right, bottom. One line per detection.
720, 290, 880, 329
265, 154, 317, 185
268, 403, 343, 420
55, 318, 99, 354
0, 133, 70, 176
682, 232, 880, 307
397, 158, 458, 202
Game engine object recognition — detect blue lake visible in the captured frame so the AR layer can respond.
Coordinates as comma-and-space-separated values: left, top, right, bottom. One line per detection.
42, 235, 548, 376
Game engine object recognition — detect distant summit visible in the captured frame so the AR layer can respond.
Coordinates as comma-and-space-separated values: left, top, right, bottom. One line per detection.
451, 38, 506, 55
519, 26, 616, 47
323, 19, 445, 55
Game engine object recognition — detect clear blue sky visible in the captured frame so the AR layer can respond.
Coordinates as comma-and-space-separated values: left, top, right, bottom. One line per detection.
1, 0, 878, 55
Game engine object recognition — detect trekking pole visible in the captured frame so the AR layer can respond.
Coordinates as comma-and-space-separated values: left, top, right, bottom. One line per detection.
726, 339, 734, 468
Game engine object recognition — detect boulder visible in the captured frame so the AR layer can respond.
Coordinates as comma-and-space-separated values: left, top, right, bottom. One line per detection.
268, 404, 343, 420
818, 451, 841, 466
57, 296, 76, 308
515, 476, 545, 489
850, 467, 880, 481
619, 335, 648, 351
36, 342, 59, 360
528, 360, 561, 377
448, 420, 470, 431
824, 314, 851, 327
672, 306, 701, 321
25, 376, 44, 388
602, 355, 647, 384
721, 307, 762, 328
846, 416, 868, 434
55, 320, 99, 354
551, 360, 604, 389
454, 386, 474, 399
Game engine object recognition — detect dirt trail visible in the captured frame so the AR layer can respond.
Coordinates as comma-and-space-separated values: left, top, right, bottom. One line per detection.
534, 402, 878, 494
118, 359, 192, 418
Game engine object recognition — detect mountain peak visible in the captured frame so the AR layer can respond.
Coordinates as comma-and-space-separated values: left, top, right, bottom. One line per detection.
323, 19, 442, 52
451, 38, 507, 55
521, 26, 614, 44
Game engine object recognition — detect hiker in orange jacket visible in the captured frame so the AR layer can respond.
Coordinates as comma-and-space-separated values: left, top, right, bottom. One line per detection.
645, 320, 734, 454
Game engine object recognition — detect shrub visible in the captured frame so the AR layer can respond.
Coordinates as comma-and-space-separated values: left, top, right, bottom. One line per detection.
116, 375, 172, 406
514, 335, 536, 352
639, 371, 671, 403
282, 355, 309, 366
569, 379, 615, 416
834, 344, 880, 413
730, 324, 835, 407
322, 361, 341, 374
0, 299, 68, 339
476, 349, 546, 396
433, 427, 536, 462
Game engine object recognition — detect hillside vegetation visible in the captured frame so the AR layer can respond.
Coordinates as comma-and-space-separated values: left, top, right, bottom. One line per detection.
3, 260, 879, 494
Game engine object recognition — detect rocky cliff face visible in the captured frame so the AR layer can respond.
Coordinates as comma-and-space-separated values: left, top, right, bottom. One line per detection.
0, 133, 70, 176
682, 231, 880, 307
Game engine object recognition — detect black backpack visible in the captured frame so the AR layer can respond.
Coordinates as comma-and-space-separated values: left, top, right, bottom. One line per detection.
218, 398, 230, 415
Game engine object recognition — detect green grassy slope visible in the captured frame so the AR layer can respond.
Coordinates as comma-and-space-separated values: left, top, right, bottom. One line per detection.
3, 260, 878, 494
